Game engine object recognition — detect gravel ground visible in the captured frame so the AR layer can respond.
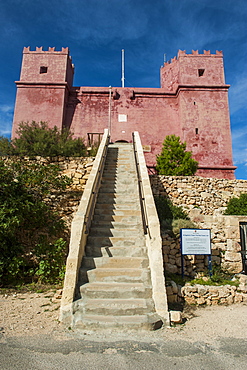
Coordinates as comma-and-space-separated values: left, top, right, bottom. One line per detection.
1, 291, 247, 370
0, 289, 247, 343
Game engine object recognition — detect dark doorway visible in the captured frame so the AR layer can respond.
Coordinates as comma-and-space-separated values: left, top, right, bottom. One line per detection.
240, 222, 247, 273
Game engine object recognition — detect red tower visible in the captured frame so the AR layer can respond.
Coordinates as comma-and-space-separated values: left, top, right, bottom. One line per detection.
12, 48, 236, 179
12, 47, 74, 138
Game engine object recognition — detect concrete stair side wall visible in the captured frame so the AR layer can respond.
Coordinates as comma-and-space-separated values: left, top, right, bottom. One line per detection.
133, 131, 169, 324
60, 129, 109, 323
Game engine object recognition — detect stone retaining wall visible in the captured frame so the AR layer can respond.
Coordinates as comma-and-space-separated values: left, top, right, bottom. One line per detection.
166, 274, 247, 306
162, 213, 247, 276
46, 157, 94, 226
150, 175, 247, 276
150, 175, 247, 215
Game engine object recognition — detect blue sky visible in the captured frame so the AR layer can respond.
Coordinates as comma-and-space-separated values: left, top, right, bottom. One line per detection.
0, 0, 246, 178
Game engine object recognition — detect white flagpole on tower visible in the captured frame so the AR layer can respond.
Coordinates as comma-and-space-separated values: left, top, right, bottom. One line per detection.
121, 49, 125, 88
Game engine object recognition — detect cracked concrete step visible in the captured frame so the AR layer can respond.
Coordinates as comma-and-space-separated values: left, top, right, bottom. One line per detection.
82, 256, 149, 269
85, 245, 147, 258
79, 282, 152, 299
84, 267, 151, 283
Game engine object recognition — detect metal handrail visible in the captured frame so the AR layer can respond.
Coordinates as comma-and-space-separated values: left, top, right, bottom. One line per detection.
132, 133, 148, 235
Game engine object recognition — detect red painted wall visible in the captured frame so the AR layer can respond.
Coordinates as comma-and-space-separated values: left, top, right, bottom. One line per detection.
12, 48, 236, 179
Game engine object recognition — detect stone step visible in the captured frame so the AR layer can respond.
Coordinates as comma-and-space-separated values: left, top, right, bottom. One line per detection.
93, 213, 141, 223
84, 267, 151, 283
93, 208, 142, 217
98, 185, 138, 193
74, 298, 154, 316
86, 235, 145, 247
102, 169, 135, 174
85, 245, 147, 258
91, 220, 141, 229
79, 282, 152, 299
73, 313, 163, 330
82, 256, 149, 269
95, 203, 140, 211
103, 162, 135, 167
96, 193, 138, 203
89, 227, 141, 237
100, 178, 138, 186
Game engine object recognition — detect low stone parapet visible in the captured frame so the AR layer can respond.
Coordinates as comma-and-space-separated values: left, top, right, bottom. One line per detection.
166, 274, 247, 306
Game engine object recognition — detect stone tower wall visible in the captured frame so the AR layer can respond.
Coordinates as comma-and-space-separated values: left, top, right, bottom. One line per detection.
12, 47, 74, 138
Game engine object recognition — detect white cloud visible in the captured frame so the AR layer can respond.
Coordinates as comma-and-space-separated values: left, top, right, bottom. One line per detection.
232, 126, 247, 165
0, 104, 14, 137
229, 76, 247, 115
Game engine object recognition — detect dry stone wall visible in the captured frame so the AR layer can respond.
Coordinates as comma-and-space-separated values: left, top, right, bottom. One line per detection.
181, 274, 247, 306
150, 175, 247, 276
150, 175, 247, 215
166, 273, 247, 306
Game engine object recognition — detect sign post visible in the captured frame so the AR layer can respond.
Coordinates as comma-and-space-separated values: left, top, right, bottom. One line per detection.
180, 229, 212, 278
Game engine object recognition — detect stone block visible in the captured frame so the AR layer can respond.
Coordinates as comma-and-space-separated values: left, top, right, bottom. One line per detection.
185, 296, 197, 305
242, 294, 247, 303
170, 311, 183, 324
224, 251, 242, 262
165, 263, 178, 274
170, 280, 178, 294
234, 293, 243, 303
166, 286, 173, 296
197, 297, 206, 305
197, 286, 208, 296
226, 295, 234, 305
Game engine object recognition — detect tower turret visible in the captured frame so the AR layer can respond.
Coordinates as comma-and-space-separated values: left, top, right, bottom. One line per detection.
12, 47, 74, 137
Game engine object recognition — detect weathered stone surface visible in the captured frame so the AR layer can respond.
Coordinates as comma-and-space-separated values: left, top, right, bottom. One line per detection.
170, 311, 183, 324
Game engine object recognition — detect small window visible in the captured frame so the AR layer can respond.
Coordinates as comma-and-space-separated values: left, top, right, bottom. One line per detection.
40, 66, 48, 74
195, 128, 199, 135
118, 114, 127, 122
198, 69, 205, 77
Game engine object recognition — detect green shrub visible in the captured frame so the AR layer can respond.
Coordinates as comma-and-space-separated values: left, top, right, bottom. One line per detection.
11, 121, 87, 157
0, 159, 71, 286
156, 135, 198, 176
171, 219, 197, 238
155, 196, 189, 221
154, 196, 196, 235
190, 266, 239, 286
224, 193, 247, 215
0, 136, 14, 156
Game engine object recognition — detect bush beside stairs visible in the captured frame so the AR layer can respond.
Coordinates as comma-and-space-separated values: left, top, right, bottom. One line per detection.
72, 142, 163, 330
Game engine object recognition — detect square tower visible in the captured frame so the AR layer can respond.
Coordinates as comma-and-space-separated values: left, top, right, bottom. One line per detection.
12, 47, 74, 138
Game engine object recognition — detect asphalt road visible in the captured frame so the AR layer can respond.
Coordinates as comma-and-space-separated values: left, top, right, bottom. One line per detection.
1, 330, 246, 370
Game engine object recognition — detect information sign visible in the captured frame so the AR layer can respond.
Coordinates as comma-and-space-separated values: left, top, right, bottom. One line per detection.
181, 228, 211, 255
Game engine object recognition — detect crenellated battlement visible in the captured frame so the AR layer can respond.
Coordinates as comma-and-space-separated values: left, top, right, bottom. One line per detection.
164, 49, 223, 66
23, 46, 69, 54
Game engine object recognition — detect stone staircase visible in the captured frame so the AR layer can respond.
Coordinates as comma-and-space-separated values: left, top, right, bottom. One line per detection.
72, 142, 163, 330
